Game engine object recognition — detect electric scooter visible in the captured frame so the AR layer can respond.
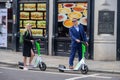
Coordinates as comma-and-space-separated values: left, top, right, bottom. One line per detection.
18, 39, 47, 71
58, 41, 89, 74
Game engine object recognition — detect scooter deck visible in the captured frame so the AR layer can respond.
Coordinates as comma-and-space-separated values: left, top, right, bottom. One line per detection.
58, 67, 78, 71
58, 65, 78, 71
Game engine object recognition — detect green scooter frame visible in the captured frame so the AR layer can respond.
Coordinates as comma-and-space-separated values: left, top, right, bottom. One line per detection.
33, 40, 47, 71
58, 41, 89, 74
18, 40, 47, 71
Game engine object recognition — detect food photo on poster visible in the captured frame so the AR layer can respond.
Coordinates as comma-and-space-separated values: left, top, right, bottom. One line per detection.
31, 12, 43, 20
24, 4, 36, 11
23, 20, 36, 28
20, 12, 29, 19
37, 21, 46, 28
37, 4, 46, 11
58, 2, 88, 37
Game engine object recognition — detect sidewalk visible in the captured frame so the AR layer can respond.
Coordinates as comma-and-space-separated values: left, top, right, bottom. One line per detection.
0, 49, 120, 74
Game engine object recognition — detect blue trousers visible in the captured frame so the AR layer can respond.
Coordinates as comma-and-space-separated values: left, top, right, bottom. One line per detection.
69, 44, 82, 66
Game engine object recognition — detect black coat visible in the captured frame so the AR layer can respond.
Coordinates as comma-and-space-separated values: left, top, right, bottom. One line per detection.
23, 30, 34, 57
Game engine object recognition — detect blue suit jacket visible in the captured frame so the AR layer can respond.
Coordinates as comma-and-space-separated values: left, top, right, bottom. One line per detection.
69, 24, 87, 47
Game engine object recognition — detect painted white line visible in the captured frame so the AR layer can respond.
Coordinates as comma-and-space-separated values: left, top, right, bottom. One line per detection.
91, 75, 112, 79
42, 71, 81, 76
65, 74, 99, 80
0, 67, 82, 76
65, 73, 112, 80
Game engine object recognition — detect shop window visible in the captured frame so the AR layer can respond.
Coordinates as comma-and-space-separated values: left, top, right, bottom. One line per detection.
57, 2, 88, 37
19, 0, 46, 1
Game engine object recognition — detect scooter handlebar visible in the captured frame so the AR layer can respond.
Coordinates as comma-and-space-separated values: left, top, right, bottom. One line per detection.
80, 41, 87, 46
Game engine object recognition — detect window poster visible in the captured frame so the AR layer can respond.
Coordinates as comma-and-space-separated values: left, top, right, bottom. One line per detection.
58, 3, 88, 37
19, 3, 46, 36
0, 9, 7, 47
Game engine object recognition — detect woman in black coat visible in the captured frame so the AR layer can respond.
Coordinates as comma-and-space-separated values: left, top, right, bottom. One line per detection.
23, 24, 35, 70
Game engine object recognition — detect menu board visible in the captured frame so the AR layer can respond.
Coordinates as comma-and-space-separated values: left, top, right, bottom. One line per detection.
19, 3, 46, 36
58, 3, 88, 28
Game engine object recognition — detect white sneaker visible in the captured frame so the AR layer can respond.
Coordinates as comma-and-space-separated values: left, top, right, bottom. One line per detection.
23, 67, 28, 70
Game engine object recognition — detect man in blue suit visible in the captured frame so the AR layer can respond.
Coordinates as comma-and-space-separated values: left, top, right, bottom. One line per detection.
69, 18, 88, 69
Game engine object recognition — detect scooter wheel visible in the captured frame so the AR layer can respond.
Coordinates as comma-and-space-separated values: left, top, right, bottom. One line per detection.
19, 66, 23, 69
39, 62, 47, 71
81, 64, 89, 74
58, 65, 66, 72
59, 69, 64, 72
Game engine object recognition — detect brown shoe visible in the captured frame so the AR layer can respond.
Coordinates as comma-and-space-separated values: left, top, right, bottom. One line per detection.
69, 66, 73, 69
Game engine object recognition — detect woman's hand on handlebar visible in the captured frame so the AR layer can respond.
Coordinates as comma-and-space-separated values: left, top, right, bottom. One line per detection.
30, 40, 34, 43
86, 42, 89, 46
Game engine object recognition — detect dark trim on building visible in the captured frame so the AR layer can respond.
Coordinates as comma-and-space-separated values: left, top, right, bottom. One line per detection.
12, 0, 19, 51
52, 0, 58, 55
19, 0, 46, 3
88, 0, 95, 59
53, 0, 58, 37
57, 0, 88, 2
45, 0, 49, 55
117, 0, 120, 60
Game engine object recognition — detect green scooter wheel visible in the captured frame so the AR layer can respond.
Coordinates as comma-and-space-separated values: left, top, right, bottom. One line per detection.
39, 62, 47, 71
81, 64, 89, 74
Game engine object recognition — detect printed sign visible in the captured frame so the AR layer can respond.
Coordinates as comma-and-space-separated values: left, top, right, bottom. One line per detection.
98, 11, 114, 35
0, 9, 7, 47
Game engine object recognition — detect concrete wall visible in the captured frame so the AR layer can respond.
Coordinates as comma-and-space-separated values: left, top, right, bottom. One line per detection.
94, 0, 117, 60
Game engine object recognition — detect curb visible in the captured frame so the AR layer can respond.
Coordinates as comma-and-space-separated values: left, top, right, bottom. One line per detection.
0, 62, 120, 74
89, 70, 120, 74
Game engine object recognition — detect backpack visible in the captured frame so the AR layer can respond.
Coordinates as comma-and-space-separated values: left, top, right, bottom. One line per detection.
19, 31, 28, 45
